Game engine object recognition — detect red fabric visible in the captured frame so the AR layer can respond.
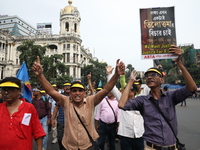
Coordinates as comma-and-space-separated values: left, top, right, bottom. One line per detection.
0, 99, 46, 150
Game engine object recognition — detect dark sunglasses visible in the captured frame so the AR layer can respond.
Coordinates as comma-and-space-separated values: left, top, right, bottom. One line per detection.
2, 87, 18, 92
71, 89, 85, 93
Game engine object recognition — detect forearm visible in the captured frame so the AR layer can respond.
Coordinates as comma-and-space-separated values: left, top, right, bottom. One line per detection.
118, 78, 134, 108
36, 74, 60, 102
88, 78, 94, 95
36, 74, 54, 93
177, 60, 197, 92
35, 137, 43, 150
107, 74, 121, 101
104, 73, 120, 93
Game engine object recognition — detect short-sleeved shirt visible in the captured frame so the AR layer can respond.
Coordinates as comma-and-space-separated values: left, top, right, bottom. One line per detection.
0, 99, 46, 150
55, 103, 65, 124
58, 94, 99, 150
123, 86, 192, 146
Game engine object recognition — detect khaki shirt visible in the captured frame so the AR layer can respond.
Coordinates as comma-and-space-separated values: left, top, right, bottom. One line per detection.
58, 95, 99, 150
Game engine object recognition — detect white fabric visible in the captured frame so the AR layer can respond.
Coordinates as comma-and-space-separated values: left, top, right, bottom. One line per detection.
107, 74, 146, 138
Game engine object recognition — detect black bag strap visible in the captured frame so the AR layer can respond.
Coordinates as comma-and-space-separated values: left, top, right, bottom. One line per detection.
149, 98, 183, 145
105, 98, 117, 123
73, 105, 98, 147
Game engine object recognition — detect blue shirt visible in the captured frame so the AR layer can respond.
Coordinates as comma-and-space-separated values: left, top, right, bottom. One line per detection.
123, 86, 192, 146
56, 103, 64, 124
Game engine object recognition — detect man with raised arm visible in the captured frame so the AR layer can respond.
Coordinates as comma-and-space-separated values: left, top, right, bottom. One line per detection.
118, 45, 197, 150
32, 57, 125, 150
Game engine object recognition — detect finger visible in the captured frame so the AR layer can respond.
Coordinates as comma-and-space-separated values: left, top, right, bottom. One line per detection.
116, 59, 120, 65
37, 56, 40, 64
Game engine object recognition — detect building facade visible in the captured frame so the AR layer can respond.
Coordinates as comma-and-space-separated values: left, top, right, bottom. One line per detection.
0, 0, 93, 80
0, 15, 38, 36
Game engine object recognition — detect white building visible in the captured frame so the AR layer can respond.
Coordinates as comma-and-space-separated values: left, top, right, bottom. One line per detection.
0, 0, 93, 80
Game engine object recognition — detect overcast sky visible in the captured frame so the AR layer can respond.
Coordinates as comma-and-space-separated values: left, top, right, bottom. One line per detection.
1, 0, 200, 71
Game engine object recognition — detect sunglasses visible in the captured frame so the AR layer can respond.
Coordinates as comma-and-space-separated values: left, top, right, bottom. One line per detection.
145, 73, 161, 78
71, 89, 85, 93
2, 87, 18, 92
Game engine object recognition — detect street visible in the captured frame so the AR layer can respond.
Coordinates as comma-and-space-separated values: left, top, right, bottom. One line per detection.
34, 98, 200, 150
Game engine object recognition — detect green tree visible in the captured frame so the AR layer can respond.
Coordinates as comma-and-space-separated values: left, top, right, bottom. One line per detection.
81, 60, 108, 88
160, 46, 200, 85
17, 40, 69, 85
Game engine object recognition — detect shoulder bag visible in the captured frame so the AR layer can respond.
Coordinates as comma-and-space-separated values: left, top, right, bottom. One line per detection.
150, 98, 186, 150
73, 105, 101, 150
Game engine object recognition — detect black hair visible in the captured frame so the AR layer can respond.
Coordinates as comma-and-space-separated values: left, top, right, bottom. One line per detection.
136, 76, 142, 84
130, 84, 138, 91
163, 86, 168, 91
0, 77, 22, 89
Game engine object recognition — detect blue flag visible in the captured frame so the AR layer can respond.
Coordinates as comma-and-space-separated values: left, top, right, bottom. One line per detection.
16, 62, 32, 101
98, 80, 102, 87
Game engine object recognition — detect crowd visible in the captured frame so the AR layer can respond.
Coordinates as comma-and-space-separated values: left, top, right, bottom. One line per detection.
0, 45, 197, 150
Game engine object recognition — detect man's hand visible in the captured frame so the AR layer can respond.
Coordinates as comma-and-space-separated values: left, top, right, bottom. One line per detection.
106, 65, 114, 75
32, 56, 43, 76
115, 59, 125, 75
169, 45, 183, 62
130, 70, 137, 80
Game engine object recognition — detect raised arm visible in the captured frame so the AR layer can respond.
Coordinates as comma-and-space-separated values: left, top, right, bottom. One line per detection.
87, 72, 94, 95
32, 56, 63, 103
106, 65, 122, 101
170, 45, 197, 93
118, 70, 137, 108
94, 59, 125, 106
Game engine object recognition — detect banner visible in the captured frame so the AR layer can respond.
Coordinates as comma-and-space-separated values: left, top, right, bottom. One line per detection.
16, 62, 32, 101
140, 6, 177, 60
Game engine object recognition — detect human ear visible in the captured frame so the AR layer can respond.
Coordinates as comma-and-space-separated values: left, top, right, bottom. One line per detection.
160, 77, 164, 84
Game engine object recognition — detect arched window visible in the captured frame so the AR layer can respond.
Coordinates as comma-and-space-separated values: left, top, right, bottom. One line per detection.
65, 22, 69, 31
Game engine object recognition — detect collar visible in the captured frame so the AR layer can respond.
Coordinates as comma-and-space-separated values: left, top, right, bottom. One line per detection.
147, 89, 167, 100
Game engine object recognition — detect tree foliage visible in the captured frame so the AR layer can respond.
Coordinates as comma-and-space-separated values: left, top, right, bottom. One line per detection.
81, 60, 108, 89
17, 40, 70, 86
160, 46, 200, 85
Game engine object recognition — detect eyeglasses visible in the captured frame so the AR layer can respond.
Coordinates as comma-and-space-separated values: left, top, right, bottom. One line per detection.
2, 87, 18, 93
145, 73, 161, 78
71, 89, 85, 93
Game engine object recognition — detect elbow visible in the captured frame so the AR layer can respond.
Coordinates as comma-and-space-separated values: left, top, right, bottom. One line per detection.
187, 85, 197, 93
190, 86, 197, 93
118, 103, 124, 109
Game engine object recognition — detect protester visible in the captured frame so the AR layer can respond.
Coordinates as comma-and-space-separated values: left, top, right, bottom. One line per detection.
52, 82, 71, 150
118, 45, 197, 150
0, 77, 45, 150
32, 56, 125, 150
95, 92, 120, 150
32, 87, 51, 150
107, 66, 146, 150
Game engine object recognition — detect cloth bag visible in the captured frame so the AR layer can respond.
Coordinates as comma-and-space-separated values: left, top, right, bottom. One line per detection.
73, 106, 101, 150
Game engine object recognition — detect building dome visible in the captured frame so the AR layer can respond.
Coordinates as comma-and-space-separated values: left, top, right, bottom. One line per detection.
62, 0, 75, 13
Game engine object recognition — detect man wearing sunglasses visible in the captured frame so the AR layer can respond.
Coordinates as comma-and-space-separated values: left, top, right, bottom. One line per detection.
119, 45, 197, 150
32, 56, 125, 150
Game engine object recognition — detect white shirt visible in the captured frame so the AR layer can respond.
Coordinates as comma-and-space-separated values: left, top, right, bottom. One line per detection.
107, 74, 149, 138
